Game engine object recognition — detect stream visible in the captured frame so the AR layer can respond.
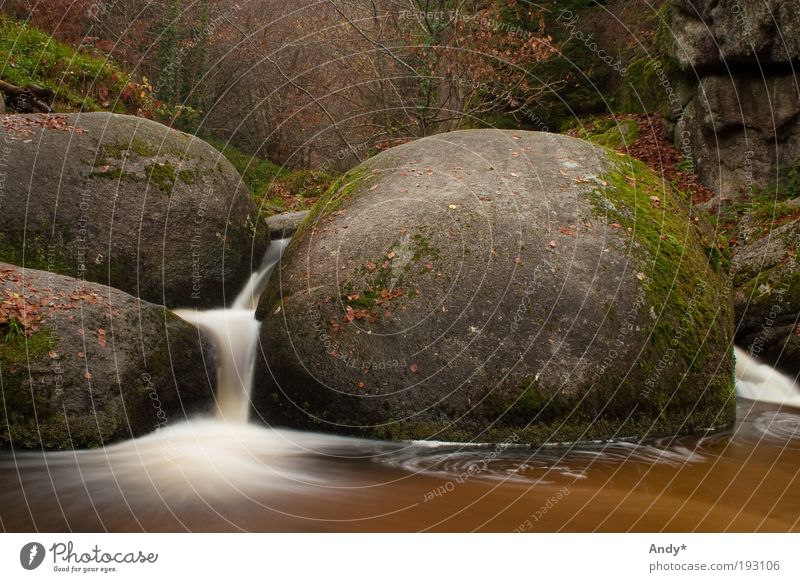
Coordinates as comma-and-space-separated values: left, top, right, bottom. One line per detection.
1, 241, 799, 532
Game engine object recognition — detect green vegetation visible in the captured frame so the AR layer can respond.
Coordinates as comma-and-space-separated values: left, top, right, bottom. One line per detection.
99, 139, 157, 160
0, 14, 144, 112
586, 152, 735, 433
295, 165, 374, 237
208, 138, 336, 213
3, 318, 23, 342
578, 118, 640, 149
147, 161, 177, 193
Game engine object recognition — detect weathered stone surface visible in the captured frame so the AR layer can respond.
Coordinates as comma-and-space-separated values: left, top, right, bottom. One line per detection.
0, 263, 216, 450
265, 211, 309, 239
0, 113, 269, 308
671, 0, 800, 71
732, 218, 800, 373
252, 130, 735, 444
673, 72, 800, 204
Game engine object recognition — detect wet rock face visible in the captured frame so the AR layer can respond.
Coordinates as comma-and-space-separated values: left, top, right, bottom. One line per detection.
732, 216, 800, 374
0, 263, 217, 450
0, 112, 269, 308
252, 129, 735, 444
667, 1, 800, 204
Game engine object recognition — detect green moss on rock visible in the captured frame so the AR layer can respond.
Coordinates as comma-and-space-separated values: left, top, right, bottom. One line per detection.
579, 118, 640, 149
99, 138, 157, 161
586, 151, 736, 436
147, 161, 177, 193
295, 166, 374, 239
0, 330, 55, 368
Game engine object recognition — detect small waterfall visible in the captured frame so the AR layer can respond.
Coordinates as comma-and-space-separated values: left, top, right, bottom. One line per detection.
232, 238, 290, 310
174, 238, 289, 423
734, 346, 800, 408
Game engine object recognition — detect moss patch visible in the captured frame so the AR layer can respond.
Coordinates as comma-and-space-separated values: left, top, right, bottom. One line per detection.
146, 161, 177, 193
295, 166, 374, 240
578, 118, 640, 149
89, 167, 142, 182
0, 330, 55, 369
99, 138, 157, 161
178, 168, 199, 184
584, 151, 736, 436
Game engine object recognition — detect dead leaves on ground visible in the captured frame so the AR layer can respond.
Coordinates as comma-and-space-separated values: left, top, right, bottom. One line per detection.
0, 266, 110, 342
1, 114, 85, 139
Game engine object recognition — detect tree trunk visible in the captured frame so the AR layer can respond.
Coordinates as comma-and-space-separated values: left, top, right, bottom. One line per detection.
0, 80, 54, 113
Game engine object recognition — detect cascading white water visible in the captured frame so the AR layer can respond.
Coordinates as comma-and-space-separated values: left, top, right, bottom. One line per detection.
734, 346, 800, 408
174, 238, 290, 423
232, 238, 291, 311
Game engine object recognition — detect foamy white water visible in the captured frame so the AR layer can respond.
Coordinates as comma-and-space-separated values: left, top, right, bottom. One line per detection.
173, 309, 259, 423
174, 237, 290, 423
734, 346, 800, 408
232, 238, 290, 310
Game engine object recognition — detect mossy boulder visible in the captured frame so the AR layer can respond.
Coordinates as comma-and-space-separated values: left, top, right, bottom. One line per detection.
0, 263, 216, 449
732, 218, 800, 374
252, 130, 735, 444
0, 113, 269, 308
578, 118, 640, 150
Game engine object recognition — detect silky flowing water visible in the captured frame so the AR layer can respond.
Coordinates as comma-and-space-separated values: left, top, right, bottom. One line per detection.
2, 242, 799, 532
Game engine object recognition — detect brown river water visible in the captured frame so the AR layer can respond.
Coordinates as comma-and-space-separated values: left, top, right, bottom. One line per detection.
2, 243, 799, 533
2, 396, 798, 533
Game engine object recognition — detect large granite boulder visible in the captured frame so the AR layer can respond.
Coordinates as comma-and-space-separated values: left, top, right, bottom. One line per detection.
0, 113, 269, 308
252, 130, 735, 444
0, 263, 216, 449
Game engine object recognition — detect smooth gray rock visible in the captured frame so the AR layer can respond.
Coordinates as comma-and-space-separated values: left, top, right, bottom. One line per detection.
252, 129, 734, 444
667, 1, 800, 202
673, 72, 800, 204
0, 112, 269, 308
265, 211, 309, 239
